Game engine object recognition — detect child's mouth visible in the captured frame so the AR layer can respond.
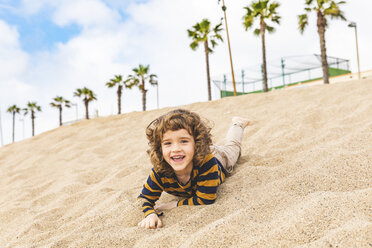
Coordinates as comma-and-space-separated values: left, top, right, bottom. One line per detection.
171, 155, 185, 162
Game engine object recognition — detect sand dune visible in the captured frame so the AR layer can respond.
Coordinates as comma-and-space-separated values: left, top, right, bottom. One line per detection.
0, 79, 371, 247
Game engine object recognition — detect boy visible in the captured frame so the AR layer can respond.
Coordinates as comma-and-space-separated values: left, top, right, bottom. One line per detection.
138, 109, 249, 229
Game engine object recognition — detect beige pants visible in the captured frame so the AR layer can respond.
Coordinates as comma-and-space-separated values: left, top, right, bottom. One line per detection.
211, 124, 244, 173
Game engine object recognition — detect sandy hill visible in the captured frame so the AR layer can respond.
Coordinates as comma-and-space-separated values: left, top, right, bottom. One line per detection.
0, 80, 371, 247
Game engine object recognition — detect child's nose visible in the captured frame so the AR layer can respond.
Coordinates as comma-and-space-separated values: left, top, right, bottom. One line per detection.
171, 143, 181, 151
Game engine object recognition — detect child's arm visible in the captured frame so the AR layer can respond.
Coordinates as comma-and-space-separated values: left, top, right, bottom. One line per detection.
155, 200, 178, 211
137, 169, 164, 228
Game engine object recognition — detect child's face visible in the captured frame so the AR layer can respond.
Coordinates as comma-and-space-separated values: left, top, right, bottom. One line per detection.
161, 129, 195, 174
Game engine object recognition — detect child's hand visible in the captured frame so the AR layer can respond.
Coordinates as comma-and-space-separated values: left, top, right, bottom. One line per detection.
138, 213, 163, 229
155, 200, 178, 211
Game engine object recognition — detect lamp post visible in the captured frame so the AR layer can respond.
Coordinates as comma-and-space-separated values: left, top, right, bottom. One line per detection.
19, 118, 25, 140
348, 22, 361, 80
71, 103, 78, 121
219, 0, 237, 96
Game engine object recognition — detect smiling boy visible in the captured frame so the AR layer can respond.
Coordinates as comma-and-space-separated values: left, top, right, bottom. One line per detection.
137, 109, 249, 229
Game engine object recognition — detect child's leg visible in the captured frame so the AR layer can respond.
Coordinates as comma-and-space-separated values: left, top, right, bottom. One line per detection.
211, 117, 249, 173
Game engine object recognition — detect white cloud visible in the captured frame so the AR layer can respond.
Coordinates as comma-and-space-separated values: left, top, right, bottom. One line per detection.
53, 0, 121, 29
0, 20, 28, 79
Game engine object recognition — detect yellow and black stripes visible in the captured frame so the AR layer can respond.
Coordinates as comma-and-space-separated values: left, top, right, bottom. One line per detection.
138, 154, 226, 217
138, 169, 164, 217
177, 154, 226, 206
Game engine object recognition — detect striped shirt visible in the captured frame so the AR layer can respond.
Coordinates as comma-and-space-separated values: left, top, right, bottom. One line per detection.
138, 153, 227, 217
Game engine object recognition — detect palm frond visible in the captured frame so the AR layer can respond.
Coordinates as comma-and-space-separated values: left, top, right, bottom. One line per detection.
242, 6, 255, 30
133, 64, 149, 78
210, 39, 217, 48
254, 28, 261, 36
271, 15, 281, 24
269, 2, 280, 13
123, 76, 136, 88
126, 75, 140, 85
24, 101, 42, 113
73, 88, 83, 97
106, 82, 115, 87
50, 97, 62, 108
190, 41, 199, 50
7, 105, 21, 114
213, 33, 223, 43
213, 23, 223, 33
243, 0, 281, 34
199, 19, 211, 33
266, 25, 275, 33
187, 29, 195, 38
74, 87, 97, 102
187, 19, 211, 48
298, 14, 309, 33
114, 74, 123, 82
210, 22, 224, 45
324, 1, 346, 20
243, 6, 253, 16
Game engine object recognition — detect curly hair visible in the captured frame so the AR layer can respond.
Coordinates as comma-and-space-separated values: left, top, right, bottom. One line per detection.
146, 109, 212, 177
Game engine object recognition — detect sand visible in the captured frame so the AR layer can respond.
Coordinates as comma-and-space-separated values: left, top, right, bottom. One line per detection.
0, 79, 371, 247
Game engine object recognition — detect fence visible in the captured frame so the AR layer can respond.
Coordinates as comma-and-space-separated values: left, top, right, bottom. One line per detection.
213, 54, 350, 97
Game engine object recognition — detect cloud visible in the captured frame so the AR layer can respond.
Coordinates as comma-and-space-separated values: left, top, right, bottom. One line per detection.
53, 0, 121, 29
0, 20, 34, 113
0, 20, 35, 144
0, 20, 28, 80
19, 0, 50, 15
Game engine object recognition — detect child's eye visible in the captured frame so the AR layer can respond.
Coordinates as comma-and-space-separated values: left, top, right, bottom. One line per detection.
163, 142, 171, 146
181, 140, 189, 143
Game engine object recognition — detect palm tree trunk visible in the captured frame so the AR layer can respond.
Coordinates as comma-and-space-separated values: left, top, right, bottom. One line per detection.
260, 19, 268, 92
31, 111, 35, 136
12, 112, 15, 142
204, 39, 212, 101
85, 100, 89, 119
142, 80, 146, 111
59, 106, 62, 126
317, 10, 329, 84
117, 85, 122, 114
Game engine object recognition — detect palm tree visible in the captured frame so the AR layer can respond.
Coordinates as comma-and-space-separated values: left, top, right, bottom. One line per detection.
106, 75, 134, 114
243, 0, 281, 92
127, 65, 158, 111
188, 19, 223, 101
298, 0, 346, 85
50, 96, 71, 126
7, 104, 21, 142
73, 87, 97, 119
23, 102, 41, 137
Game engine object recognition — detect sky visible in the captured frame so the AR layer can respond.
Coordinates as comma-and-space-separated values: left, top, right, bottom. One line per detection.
0, 0, 371, 146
